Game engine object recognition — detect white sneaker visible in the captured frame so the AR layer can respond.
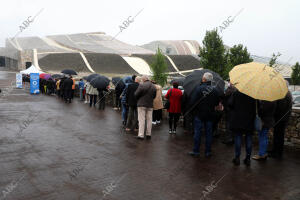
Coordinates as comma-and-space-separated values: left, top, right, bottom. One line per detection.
152, 121, 157, 125
113, 107, 118, 110
156, 120, 161, 124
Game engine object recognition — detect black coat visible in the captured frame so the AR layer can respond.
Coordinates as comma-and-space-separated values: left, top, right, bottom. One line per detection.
258, 100, 276, 128
228, 90, 256, 133
63, 78, 73, 90
115, 83, 125, 97
126, 82, 139, 107
188, 81, 220, 121
274, 91, 292, 123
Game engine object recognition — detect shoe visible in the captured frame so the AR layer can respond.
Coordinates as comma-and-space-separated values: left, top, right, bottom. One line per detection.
252, 154, 267, 161
169, 129, 172, 134
152, 121, 157, 125
156, 120, 161, 124
134, 136, 144, 140
125, 128, 131, 132
146, 135, 151, 139
232, 158, 240, 166
188, 152, 200, 157
134, 129, 139, 132
268, 152, 282, 159
244, 158, 251, 166
172, 129, 176, 134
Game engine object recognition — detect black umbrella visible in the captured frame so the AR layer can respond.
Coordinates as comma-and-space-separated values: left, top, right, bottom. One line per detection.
183, 69, 225, 96
83, 76, 88, 80
170, 77, 185, 86
86, 74, 100, 82
61, 69, 77, 75
90, 75, 110, 90
112, 77, 122, 86
52, 74, 63, 79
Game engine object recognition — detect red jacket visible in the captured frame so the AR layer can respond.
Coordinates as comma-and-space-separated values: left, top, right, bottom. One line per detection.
165, 88, 183, 113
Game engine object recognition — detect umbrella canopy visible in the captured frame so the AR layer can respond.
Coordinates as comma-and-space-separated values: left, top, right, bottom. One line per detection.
112, 77, 122, 85
83, 76, 88, 80
90, 75, 110, 90
183, 69, 225, 96
229, 62, 288, 101
52, 74, 63, 79
39, 73, 52, 80
123, 76, 133, 84
170, 77, 185, 86
61, 69, 77, 75
86, 74, 100, 82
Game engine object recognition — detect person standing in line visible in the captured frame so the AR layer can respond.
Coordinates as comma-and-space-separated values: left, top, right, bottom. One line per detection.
188, 72, 220, 158
121, 75, 135, 126
84, 81, 90, 104
63, 76, 73, 103
270, 90, 292, 159
134, 75, 156, 140
98, 86, 109, 110
152, 81, 164, 125
78, 79, 85, 101
252, 100, 276, 161
125, 76, 141, 132
60, 76, 66, 100
114, 81, 124, 110
165, 82, 183, 134
228, 89, 256, 166
88, 84, 98, 107
71, 76, 75, 99
56, 79, 61, 97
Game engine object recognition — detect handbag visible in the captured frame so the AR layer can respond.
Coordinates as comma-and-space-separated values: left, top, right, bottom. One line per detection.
254, 100, 262, 132
164, 89, 172, 109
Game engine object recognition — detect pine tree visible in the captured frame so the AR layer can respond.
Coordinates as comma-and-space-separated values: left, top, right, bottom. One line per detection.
291, 62, 300, 85
150, 48, 168, 87
199, 29, 226, 78
269, 52, 281, 67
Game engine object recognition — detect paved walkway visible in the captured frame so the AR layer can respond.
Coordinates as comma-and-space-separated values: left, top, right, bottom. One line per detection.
0, 71, 299, 200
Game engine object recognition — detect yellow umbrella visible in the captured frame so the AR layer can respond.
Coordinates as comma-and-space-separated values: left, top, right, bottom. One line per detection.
229, 62, 288, 101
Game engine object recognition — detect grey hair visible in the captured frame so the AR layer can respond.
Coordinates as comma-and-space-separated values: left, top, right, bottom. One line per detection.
203, 72, 213, 82
135, 76, 142, 82
141, 75, 149, 82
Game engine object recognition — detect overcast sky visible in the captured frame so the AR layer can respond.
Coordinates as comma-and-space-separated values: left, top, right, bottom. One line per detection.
0, 0, 299, 64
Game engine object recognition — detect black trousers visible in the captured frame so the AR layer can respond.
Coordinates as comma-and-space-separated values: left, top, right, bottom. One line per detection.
64, 90, 72, 102
153, 109, 162, 122
90, 95, 97, 107
99, 96, 105, 110
169, 113, 180, 130
273, 120, 288, 156
115, 94, 121, 108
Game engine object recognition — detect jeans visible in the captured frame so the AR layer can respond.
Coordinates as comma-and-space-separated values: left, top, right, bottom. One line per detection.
235, 133, 252, 158
259, 128, 269, 156
122, 103, 128, 123
193, 117, 213, 155
90, 95, 97, 107
79, 88, 84, 101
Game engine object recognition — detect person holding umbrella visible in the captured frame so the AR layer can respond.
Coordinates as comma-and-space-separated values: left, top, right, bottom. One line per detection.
88, 85, 98, 107
63, 76, 74, 103
229, 62, 289, 166
188, 72, 220, 157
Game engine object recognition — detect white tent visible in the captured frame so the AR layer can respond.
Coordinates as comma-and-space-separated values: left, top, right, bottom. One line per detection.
20, 65, 43, 74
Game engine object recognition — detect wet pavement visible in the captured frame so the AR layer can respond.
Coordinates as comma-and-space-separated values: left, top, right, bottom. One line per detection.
0, 71, 300, 200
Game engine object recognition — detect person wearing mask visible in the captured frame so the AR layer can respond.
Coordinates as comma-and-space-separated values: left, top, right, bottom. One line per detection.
228, 88, 256, 166
270, 90, 292, 158
78, 79, 85, 101
188, 72, 220, 158
63, 76, 74, 103
152, 81, 164, 125
88, 84, 98, 107
125, 76, 141, 132
134, 75, 156, 139
252, 100, 276, 160
165, 82, 183, 134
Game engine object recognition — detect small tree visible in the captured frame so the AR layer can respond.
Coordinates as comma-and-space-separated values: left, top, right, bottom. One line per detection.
291, 62, 300, 85
199, 29, 226, 78
150, 48, 168, 87
223, 44, 253, 79
269, 52, 281, 67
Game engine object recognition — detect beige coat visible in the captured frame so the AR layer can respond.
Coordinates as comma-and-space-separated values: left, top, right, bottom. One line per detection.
153, 84, 164, 110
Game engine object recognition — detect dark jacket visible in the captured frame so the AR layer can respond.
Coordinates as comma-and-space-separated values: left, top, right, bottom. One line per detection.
135, 80, 156, 108
274, 91, 292, 123
228, 90, 256, 133
188, 81, 220, 121
115, 83, 125, 97
258, 100, 277, 128
63, 78, 73, 90
126, 82, 139, 107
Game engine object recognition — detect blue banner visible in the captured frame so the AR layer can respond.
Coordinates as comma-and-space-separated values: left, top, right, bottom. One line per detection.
16, 73, 23, 88
30, 73, 40, 94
